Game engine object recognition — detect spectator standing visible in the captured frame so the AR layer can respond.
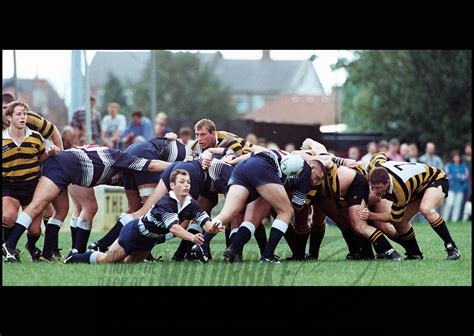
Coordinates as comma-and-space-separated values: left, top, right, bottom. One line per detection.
408, 143, 419, 163
348, 146, 361, 161
377, 140, 389, 154
178, 126, 193, 146
461, 143, 472, 220
418, 141, 444, 170
361, 141, 377, 167
443, 150, 470, 222
399, 142, 410, 161
61, 126, 76, 149
121, 111, 153, 149
386, 138, 405, 161
101, 102, 126, 149
70, 96, 102, 145
154, 112, 173, 138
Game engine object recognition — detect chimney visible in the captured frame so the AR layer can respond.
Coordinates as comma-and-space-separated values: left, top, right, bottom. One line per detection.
262, 50, 271, 62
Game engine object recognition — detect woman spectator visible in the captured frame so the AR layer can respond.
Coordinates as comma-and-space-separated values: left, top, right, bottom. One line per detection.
443, 150, 470, 222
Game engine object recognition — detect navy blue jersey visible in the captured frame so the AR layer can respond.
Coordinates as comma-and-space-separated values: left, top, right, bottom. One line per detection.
229, 149, 311, 206
160, 159, 210, 199
208, 158, 234, 197
137, 191, 210, 238
284, 162, 312, 208
52, 145, 150, 187
125, 137, 191, 163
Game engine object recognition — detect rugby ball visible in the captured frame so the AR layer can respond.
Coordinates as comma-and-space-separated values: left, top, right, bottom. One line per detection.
280, 154, 304, 176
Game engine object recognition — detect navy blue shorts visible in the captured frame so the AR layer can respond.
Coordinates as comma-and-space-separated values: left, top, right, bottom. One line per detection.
117, 219, 156, 255
41, 156, 70, 192
123, 141, 165, 191
228, 155, 281, 204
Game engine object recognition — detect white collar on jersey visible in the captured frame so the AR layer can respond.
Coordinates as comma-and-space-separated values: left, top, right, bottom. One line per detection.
388, 175, 394, 194
3, 127, 33, 146
169, 190, 192, 214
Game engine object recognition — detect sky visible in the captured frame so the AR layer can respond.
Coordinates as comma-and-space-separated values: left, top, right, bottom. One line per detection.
2, 49, 354, 106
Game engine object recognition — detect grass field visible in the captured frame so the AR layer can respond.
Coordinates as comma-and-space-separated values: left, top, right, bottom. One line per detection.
2, 221, 471, 286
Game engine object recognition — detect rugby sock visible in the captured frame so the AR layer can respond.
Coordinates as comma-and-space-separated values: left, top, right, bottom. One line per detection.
308, 225, 326, 258
368, 230, 393, 254
42, 213, 51, 230
341, 228, 360, 255
202, 232, 216, 251
429, 216, 455, 246
70, 251, 95, 264
228, 228, 239, 247
254, 223, 267, 254
75, 218, 92, 253
283, 224, 297, 255
230, 222, 255, 252
2, 227, 13, 244
96, 214, 133, 251
224, 226, 231, 247
397, 227, 422, 255
69, 216, 78, 249
154, 234, 166, 245
262, 219, 288, 260
42, 218, 62, 260
6, 212, 32, 250
27, 232, 40, 250
293, 230, 310, 259
355, 234, 374, 259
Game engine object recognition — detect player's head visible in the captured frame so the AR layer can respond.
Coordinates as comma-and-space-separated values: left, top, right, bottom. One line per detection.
5, 101, 29, 130
194, 119, 216, 150
308, 158, 325, 181
170, 169, 191, 197
369, 167, 390, 197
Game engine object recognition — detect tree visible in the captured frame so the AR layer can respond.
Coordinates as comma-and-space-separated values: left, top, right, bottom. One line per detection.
133, 50, 235, 120
337, 50, 471, 156
100, 72, 130, 118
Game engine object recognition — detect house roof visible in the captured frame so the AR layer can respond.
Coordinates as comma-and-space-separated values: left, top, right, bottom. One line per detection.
212, 59, 317, 95
89, 51, 324, 95
89, 52, 150, 88
241, 94, 338, 125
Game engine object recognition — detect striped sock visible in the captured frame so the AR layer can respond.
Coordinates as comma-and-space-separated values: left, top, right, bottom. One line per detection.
429, 216, 455, 246
368, 229, 393, 254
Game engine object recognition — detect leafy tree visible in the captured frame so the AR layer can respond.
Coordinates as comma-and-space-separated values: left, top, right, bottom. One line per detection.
337, 50, 471, 155
100, 72, 130, 118
133, 50, 235, 120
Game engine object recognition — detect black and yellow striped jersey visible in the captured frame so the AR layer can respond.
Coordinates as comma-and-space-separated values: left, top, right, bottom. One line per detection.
369, 152, 447, 223
304, 151, 368, 205
190, 131, 252, 157
2, 128, 45, 183
304, 151, 340, 204
26, 111, 55, 139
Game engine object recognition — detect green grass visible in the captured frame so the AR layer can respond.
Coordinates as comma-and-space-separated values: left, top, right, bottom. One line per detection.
3, 221, 471, 286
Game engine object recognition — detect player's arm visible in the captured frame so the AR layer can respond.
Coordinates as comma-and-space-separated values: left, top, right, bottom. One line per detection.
202, 220, 222, 234
39, 145, 61, 162
301, 138, 327, 155
169, 223, 204, 244
49, 125, 64, 150
147, 159, 172, 172
356, 208, 391, 222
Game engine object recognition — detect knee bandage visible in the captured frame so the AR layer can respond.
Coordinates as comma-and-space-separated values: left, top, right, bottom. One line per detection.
139, 187, 155, 197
